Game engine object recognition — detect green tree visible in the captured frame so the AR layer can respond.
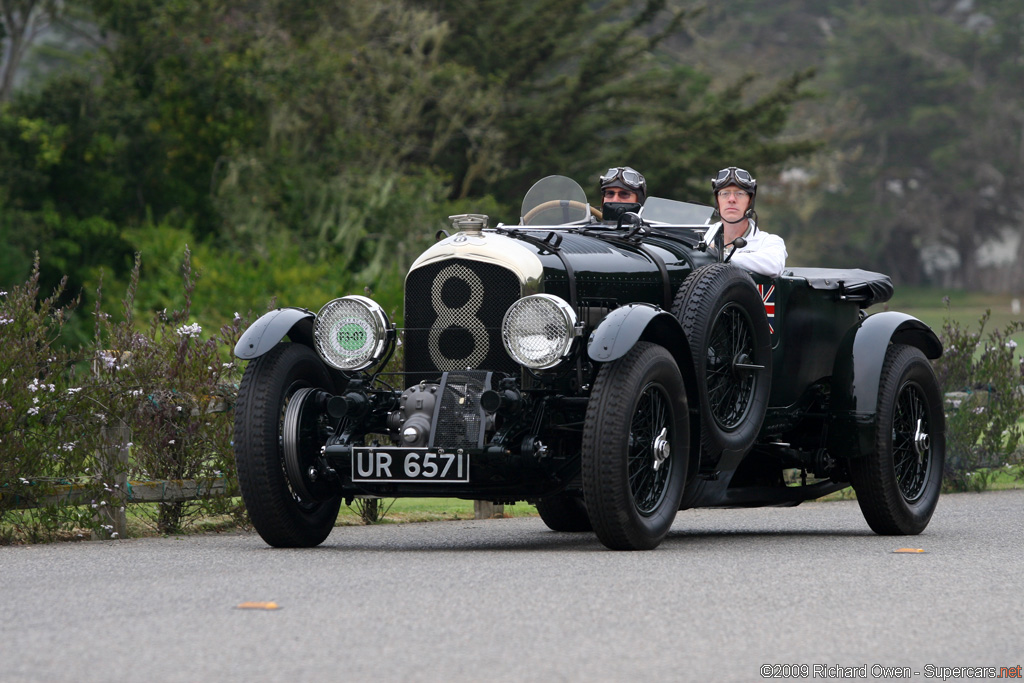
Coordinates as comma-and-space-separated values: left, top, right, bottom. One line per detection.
416, 0, 817, 208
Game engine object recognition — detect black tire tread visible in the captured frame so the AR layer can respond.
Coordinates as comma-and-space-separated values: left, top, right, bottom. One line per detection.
670, 263, 771, 457
234, 343, 341, 547
582, 342, 687, 550
535, 493, 592, 532
849, 344, 944, 535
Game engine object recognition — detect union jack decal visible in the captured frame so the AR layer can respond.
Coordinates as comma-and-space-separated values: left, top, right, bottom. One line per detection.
758, 283, 776, 334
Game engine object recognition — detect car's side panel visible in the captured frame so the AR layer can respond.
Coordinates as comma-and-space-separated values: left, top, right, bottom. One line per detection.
234, 308, 315, 360
756, 273, 862, 408
827, 311, 942, 459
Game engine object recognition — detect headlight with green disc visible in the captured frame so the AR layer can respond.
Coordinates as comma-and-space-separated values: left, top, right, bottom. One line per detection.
314, 295, 391, 371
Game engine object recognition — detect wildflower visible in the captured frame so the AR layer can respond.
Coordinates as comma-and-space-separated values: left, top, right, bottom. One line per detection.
27, 407, 39, 415
176, 322, 202, 338
176, 406, 183, 412
168, 439, 176, 445
1007, 340, 1018, 349
28, 378, 40, 392
222, 362, 234, 369
67, 387, 82, 394
0, 317, 12, 325
32, 396, 39, 404
973, 406, 986, 414
60, 442, 77, 452
0, 290, 7, 296
129, 389, 143, 397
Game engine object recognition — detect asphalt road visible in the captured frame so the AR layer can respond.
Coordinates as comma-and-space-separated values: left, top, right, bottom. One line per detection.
2, 490, 1022, 683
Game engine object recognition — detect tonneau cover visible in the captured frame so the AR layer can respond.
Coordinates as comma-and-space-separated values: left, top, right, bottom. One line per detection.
784, 267, 894, 308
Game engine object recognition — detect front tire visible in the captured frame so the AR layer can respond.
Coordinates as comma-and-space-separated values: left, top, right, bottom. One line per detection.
582, 343, 689, 550
234, 343, 342, 547
536, 493, 592, 532
849, 344, 945, 535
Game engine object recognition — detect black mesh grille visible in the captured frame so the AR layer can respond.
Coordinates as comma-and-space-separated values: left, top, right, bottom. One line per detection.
404, 259, 522, 385
431, 371, 492, 450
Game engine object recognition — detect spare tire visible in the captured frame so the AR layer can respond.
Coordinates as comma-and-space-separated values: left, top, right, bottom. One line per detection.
672, 264, 772, 459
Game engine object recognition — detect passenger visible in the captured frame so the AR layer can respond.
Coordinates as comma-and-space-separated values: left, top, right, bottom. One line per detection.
710, 166, 787, 278
599, 166, 646, 223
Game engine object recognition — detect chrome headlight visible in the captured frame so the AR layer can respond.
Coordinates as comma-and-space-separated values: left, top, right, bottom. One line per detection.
314, 296, 391, 371
502, 294, 578, 369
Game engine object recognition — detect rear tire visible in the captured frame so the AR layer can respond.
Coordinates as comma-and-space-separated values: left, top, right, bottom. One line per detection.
234, 343, 342, 547
849, 344, 945, 535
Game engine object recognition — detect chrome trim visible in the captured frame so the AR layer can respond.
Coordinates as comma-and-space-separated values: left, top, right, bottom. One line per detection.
408, 231, 544, 296
313, 295, 391, 371
501, 293, 578, 370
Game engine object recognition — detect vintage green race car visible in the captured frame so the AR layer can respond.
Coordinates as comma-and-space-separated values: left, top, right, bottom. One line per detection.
233, 175, 945, 550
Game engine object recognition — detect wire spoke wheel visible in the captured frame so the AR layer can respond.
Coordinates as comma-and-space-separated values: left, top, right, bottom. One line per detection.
892, 381, 931, 502
582, 342, 689, 550
705, 303, 756, 429
235, 343, 342, 547
628, 383, 672, 514
672, 264, 771, 458
849, 343, 945, 535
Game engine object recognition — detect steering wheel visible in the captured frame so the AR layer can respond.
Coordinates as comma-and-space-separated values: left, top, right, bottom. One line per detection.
523, 200, 602, 225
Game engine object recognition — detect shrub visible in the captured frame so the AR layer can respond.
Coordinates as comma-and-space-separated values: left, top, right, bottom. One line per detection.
90, 249, 247, 533
933, 305, 1024, 492
0, 257, 103, 541
1, 250, 246, 542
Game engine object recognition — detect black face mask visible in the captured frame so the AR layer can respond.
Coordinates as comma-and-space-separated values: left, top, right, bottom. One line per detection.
602, 202, 642, 223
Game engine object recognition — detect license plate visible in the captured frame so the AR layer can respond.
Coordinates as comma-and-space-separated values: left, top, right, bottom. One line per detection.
351, 447, 470, 483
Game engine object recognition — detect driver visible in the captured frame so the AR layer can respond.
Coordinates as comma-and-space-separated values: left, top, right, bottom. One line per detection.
599, 166, 646, 223
711, 166, 787, 278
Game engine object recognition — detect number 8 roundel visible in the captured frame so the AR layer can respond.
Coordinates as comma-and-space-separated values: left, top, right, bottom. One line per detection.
428, 263, 490, 370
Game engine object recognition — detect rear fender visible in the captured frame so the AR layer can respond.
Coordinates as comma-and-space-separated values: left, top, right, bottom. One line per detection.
827, 311, 942, 459
234, 308, 316, 360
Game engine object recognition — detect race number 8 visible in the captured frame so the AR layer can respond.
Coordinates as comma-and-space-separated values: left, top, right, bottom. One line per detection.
428, 263, 489, 370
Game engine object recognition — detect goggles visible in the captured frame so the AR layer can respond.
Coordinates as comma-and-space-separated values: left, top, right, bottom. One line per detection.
601, 167, 645, 190
713, 167, 755, 186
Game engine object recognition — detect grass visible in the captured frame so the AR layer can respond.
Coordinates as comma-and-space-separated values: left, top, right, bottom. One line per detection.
336, 498, 539, 525
872, 287, 1024, 355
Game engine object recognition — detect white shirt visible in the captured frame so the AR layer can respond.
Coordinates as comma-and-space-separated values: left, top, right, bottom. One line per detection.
712, 219, 787, 278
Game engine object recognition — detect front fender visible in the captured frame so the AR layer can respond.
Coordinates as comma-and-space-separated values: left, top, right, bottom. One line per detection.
587, 303, 695, 392
587, 303, 700, 483
589, 304, 677, 363
827, 311, 943, 459
234, 307, 315, 360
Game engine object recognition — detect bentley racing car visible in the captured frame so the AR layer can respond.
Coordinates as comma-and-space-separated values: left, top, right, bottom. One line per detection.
232, 175, 945, 551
